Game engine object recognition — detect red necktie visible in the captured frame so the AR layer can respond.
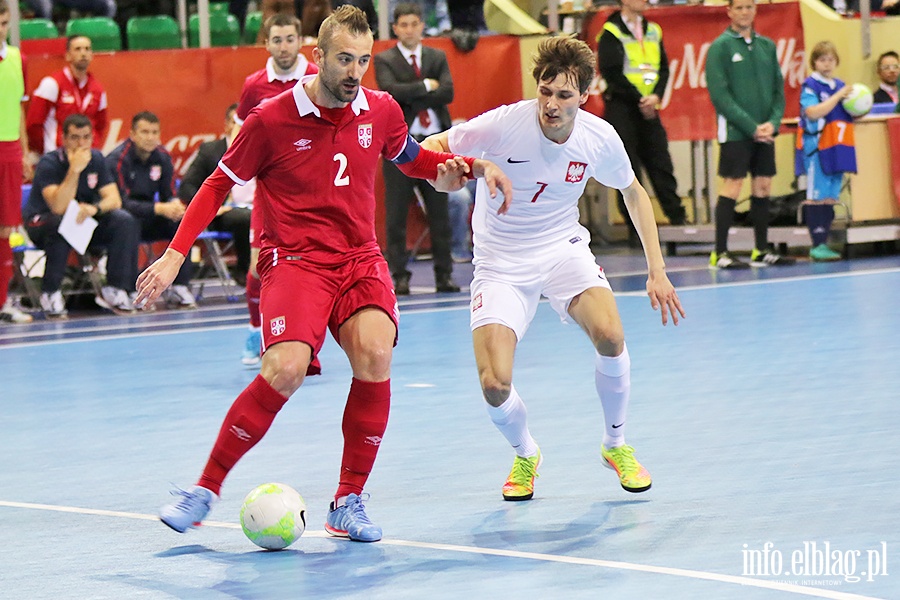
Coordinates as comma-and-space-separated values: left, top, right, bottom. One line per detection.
410, 54, 432, 128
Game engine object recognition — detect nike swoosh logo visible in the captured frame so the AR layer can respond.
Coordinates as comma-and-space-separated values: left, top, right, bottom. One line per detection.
506, 158, 529, 164
611, 422, 624, 429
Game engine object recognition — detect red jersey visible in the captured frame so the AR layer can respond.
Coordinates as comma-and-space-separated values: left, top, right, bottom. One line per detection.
220, 78, 408, 262
235, 55, 318, 124
26, 67, 108, 154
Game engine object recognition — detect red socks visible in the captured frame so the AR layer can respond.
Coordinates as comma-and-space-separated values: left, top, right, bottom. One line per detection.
197, 375, 288, 496
246, 273, 261, 328
0, 241, 11, 307
336, 378, 391, 501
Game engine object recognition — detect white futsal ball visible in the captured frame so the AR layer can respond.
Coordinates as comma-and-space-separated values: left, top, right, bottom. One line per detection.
239, 483, 306, 550
842, 83, 874, 117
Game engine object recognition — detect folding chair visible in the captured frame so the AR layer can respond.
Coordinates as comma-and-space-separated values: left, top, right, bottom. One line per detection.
188, 13, 240, 47
65, 17, 122, 51
194, 230, 240, 302
126, 15, 181, 50
19, 18, 59, 40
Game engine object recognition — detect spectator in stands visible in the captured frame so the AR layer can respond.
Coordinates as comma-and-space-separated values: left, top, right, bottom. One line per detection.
23, 114, 140, 317
705, 0, 794, 269
597, 0, 687, 246
375, 2, 459, 295
107, 111, 196, 308
235, 13, 318, 366
0, 0, 34, 324
27, 35, 108, 157
873, 50, 899, 105
25, 0, 115, 21
178, 103, 252, 286
796, 41, 854, 262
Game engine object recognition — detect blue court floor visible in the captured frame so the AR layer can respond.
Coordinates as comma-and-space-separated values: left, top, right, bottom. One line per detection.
1, 251, 898, 599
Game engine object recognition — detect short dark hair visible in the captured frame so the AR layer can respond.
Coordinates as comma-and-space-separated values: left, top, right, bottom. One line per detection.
264, 13, 301, 39
878, 50, 899, 67
393, 2, 423, 23
63, 114, 92, 135
226, 102, 239, 118
532, 37, 596, 95
131, 111, 160, 129
317, 4, 371, 54
0, 0, 10, 16
66, 34, 91, 52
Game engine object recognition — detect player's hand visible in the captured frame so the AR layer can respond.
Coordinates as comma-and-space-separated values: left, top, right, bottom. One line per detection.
134, 248, 185, 308
68, 147, 92, 174
473, 159, 513, 214
646, 269, 685, 326
639, 95, 659, 120
433, 156, 471, 192
75, 202, 96, 224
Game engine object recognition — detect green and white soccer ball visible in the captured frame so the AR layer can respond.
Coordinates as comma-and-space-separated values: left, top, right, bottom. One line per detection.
842, 83, 874, 118
240, 483, 306, 550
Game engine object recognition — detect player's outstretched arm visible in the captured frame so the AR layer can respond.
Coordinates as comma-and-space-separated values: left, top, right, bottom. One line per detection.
471, 159, 513, 214
423, 132, 513, 214
135, 248, 185, 307
621, 178, 685, 326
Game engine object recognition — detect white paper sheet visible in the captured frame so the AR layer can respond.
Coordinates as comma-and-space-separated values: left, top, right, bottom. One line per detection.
58, 200, 98, 255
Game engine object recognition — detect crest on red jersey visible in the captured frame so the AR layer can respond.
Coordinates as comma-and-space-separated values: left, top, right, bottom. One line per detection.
565, 161, 587, 183
87, 173, 98, 189
358, 124, 373, 148
270, 316, 286, 336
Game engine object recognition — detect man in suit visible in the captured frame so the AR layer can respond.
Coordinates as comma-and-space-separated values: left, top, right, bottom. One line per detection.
178, 103, 252, 285
374, 2, 459, 295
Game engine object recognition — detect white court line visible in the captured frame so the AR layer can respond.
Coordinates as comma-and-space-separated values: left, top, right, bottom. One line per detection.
0, 500, 884, 600
3, 267, 898, 349
615, 266, 900, 296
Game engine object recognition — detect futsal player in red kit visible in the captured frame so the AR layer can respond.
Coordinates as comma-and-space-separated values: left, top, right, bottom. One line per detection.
136, 5, 512, 542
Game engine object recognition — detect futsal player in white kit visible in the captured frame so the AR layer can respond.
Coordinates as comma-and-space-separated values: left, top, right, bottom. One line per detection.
423, 37, 685, 500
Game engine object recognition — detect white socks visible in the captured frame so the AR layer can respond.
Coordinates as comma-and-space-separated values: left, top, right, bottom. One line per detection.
486, 385, 538, 458
595, 345, 631, 449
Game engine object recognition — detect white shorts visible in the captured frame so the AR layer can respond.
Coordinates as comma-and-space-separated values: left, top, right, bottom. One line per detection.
469, 235, 611, 340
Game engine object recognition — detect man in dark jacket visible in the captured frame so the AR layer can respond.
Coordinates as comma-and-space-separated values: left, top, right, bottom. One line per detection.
374, 2, 459, 295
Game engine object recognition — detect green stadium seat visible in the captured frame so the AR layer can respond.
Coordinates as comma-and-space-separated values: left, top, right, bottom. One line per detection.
65, 17, 122, 52
19, 18, 59, 40
126, 15, 182, 50
188, 13, 240, 48
210, 2, 230, 15
243, 11, 262, 45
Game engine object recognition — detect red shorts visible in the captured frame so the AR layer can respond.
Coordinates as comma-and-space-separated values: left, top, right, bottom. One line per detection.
256, 247, 399, 376
0, 142, 23, 228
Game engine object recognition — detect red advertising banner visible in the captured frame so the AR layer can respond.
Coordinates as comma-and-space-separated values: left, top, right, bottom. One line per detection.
24, 35, 524, 178
583, 2, 805, 141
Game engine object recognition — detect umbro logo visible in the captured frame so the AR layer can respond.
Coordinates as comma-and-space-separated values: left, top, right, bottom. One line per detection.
365, 435, 382, 446
732, 52, 743, 62
506, 158, 529, 164
230, 425, 252, 441
294, 138, 312, 151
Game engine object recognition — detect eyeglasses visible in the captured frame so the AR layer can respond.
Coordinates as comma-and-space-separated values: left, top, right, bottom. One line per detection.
879, 64, 900, 71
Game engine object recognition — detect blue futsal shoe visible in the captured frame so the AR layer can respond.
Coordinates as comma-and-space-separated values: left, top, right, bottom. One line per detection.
159, 485, 217, 533
241, 328, 262, 367
324, 493, 382, 542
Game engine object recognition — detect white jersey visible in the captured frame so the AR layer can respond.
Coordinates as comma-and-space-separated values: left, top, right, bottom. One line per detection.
448, 99, 634, 254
